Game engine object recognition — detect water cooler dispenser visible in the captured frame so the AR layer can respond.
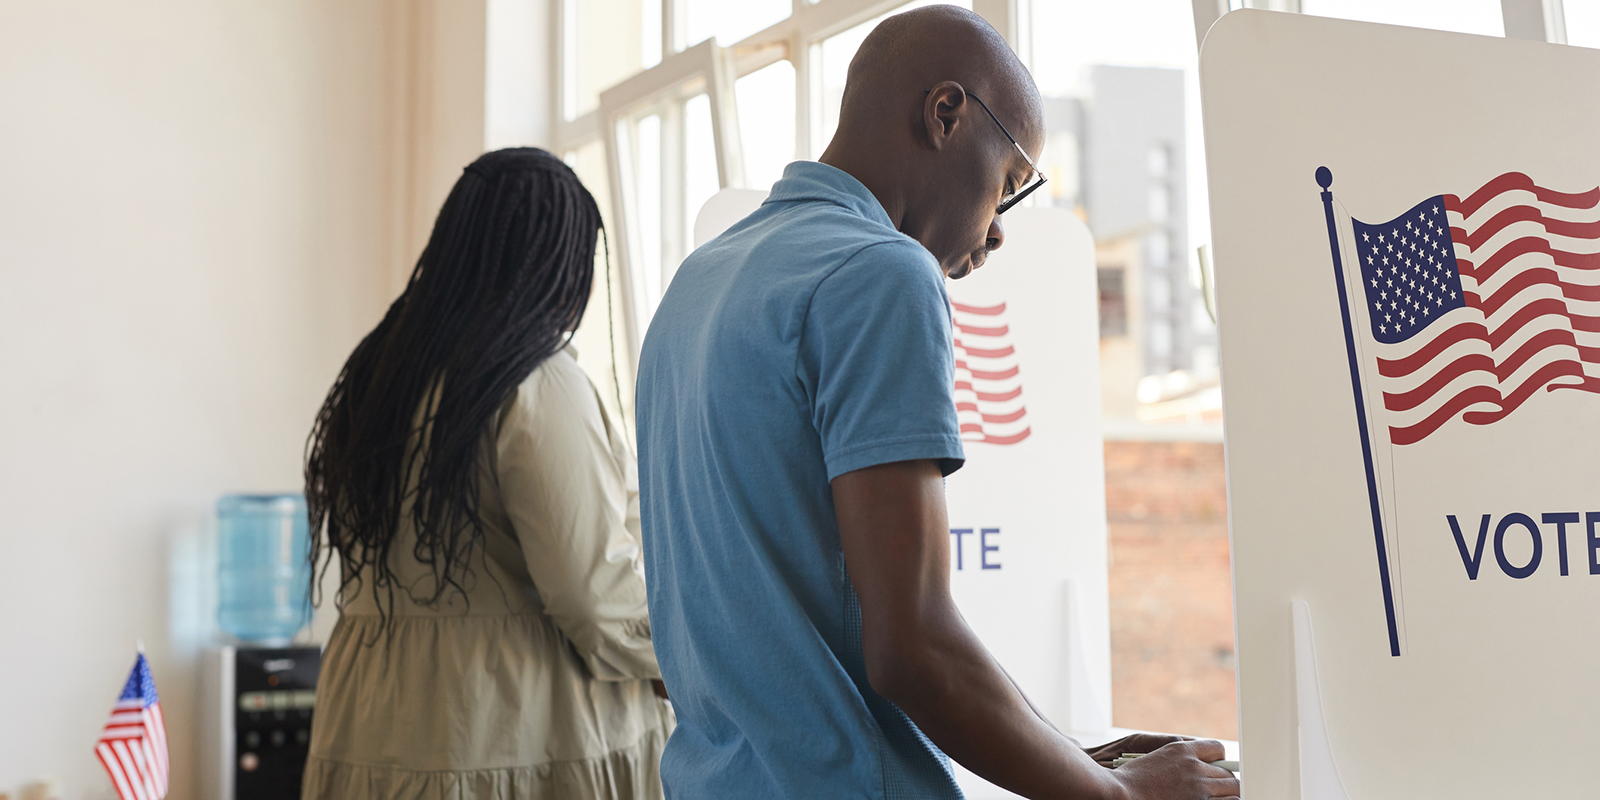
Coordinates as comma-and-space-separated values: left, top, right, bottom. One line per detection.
200, 494, 322, 800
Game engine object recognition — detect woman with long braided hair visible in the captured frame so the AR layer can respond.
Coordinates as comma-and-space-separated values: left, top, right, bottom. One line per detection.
301, 148, 671, 800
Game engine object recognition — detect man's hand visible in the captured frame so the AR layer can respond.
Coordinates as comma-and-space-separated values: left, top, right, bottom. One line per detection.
1109, 740, 1240, 800
1084, 733, 1194, 767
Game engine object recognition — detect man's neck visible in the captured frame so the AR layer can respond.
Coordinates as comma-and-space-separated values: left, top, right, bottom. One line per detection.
818, 143, 910, 231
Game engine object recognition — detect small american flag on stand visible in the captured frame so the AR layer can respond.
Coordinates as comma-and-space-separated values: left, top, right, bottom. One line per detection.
96, 651, 169, 800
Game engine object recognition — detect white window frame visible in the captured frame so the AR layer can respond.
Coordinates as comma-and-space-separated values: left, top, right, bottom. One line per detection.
599, 38, 744, 361
553, 0, 1028, 379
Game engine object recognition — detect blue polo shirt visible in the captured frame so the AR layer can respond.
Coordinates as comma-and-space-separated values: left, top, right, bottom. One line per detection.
636, 161, 966, 799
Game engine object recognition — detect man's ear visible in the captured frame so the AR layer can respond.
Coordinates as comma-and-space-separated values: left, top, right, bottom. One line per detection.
922, 81, 967, 152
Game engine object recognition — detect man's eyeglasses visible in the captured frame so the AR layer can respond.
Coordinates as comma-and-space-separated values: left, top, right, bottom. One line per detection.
927, 88, 1047, 214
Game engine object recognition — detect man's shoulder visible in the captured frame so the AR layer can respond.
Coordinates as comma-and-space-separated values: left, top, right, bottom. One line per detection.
807, 232, 946, 323
828, 235, 940, 282
767, 215, 941, 311
719, 199, 931, 275
647, 201, 942, 358
790, 201, 927, 256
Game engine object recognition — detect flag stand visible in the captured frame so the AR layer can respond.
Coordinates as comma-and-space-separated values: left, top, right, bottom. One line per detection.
1316, 166, 1402, 657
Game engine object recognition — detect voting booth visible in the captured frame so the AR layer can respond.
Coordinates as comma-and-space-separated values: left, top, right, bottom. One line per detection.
1204, 10, 1600, 798
693, 191, 1112, 799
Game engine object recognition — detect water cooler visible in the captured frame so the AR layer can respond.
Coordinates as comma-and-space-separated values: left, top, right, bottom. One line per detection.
199, 494, 322, 800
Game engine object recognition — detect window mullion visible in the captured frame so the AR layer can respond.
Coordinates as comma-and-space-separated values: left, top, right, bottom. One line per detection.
665, 0, 685, 54
662, 0, 674, 55
602, 115, 644, 388
810, 43, 827, 159
559, 0, 579, 123
1502, 0, 1568, 42
707, 47, 746, 188
661, 101, 687, 289
793, 33, 813, 159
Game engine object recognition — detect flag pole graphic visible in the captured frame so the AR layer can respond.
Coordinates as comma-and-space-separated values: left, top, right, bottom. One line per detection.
1317, 166, 1401, 658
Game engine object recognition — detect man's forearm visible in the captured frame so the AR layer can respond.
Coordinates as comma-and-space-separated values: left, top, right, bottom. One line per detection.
866, 605, 1118, 800
996, 660, 1075, 745
834, 460, 1117, 798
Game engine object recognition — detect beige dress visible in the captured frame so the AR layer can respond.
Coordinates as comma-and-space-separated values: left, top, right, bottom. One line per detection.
303, 348, 673, 800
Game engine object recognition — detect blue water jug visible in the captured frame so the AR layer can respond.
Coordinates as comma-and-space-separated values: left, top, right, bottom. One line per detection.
218, 494, 311, 645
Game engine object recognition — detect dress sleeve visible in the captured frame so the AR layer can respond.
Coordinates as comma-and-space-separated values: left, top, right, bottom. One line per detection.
495, 354, 661, 682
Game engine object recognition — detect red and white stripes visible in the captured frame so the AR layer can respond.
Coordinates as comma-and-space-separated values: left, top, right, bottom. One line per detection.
1368, 173, 1600, 444
952, 300, 1032, 446
97, 698, 168, 800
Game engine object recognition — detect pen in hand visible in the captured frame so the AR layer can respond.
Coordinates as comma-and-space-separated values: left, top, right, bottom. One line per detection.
1110, 753, 1240, 772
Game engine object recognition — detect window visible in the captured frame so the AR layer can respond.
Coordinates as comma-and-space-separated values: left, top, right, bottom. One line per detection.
1146, 184, 1171, 223
684, 94, 721, 253
1147, 319, 1173, 360
1144, 231, 1172, 269
680, 0, 790, 48
552, 0, 1020, 389
1567, 0, 1600, 47
1031, 1, 1214, 430
1030, 0, 1232, 741
1098, 267, 1129, 337
1299, 0, 1506, 36
736, 60, 797, 190
633, 113, 665, 305
1147, 270, 1172, 313
594, 38, 743, 363
1147, 143, 1170, 177
562, 141, 633, 425
1041, 127, 1082, 211
565, 0, 658, 119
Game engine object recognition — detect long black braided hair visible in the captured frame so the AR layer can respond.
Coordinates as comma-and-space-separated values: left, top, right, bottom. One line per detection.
304, 147, 603, 627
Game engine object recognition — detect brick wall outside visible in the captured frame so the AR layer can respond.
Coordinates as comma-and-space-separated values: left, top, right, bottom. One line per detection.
1104, 440, 1238, 740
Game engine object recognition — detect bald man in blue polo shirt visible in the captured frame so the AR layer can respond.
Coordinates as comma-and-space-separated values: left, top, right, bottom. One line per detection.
636, 7, 1236, 799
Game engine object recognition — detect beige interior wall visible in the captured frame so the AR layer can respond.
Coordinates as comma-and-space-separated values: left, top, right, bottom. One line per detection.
0, 0, 498, 797
395, 0, 492, 286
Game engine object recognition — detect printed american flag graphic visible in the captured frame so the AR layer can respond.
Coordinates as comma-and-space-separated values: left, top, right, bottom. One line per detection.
96, 652, 169, 800
1350, 172, 1600, 445
952, 300, 1031, 445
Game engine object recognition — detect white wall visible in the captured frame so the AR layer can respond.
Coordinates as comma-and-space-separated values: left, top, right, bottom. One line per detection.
0, 1, 405, 797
